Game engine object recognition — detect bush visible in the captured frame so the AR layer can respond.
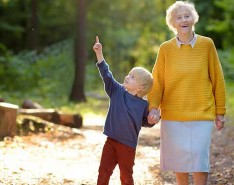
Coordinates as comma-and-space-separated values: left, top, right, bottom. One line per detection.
218, 48, 234, 81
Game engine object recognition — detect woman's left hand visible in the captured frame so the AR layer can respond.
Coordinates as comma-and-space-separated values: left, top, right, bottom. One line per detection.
215, 114, 225, 130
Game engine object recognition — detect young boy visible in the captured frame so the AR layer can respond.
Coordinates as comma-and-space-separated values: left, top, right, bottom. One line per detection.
93, 36, 156, 185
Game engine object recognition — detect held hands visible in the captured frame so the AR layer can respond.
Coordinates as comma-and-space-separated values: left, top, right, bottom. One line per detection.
147, 108, 161, 124
93, 36, 104, 63
148, 109, 226, 128
215, 114, 225, 130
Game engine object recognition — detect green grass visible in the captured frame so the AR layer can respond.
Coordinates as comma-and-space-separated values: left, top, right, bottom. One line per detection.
226, 81, 234, 126
58, 96, 109, 126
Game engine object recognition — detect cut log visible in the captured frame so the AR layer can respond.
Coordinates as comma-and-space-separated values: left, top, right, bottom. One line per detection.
59, 113, 83, 128
17, 115, 83, 135
0, 102, 19, 140
18, 109, 60, 124
18, 109, 82, 128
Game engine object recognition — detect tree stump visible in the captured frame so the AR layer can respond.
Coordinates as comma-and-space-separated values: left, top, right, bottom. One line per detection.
0, 102, 19, 140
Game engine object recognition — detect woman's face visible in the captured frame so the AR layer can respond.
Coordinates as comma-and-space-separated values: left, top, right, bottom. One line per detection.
172, 7, 194, 35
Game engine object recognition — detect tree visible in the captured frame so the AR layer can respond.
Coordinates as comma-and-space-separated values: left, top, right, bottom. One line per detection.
29, 0, 38, 50
69, 0, 87, 102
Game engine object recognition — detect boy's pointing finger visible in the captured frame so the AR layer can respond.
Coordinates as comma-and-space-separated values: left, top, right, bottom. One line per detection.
96, 36, 99, 43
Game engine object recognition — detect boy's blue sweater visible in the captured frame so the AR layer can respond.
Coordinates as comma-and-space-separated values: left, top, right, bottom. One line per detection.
97, 60, 154, 149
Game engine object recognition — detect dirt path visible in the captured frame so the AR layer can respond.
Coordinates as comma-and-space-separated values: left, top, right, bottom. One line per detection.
0, 122, 233, 185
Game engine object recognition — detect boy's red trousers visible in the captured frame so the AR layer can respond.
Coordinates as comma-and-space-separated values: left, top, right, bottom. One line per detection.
97, 137, 136, 185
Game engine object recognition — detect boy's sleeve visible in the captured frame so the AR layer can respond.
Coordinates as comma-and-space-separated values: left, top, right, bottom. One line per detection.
97, 60, 120, 97
142, 106, 155, 127
142, 116, 155, 127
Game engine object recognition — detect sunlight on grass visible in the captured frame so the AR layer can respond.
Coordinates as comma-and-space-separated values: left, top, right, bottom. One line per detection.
226, 82, 234, 126
58, 96, 108, 127
59, 97, 108, 114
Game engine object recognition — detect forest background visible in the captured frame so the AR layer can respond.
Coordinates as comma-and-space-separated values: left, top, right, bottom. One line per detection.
0, 0, 234, 123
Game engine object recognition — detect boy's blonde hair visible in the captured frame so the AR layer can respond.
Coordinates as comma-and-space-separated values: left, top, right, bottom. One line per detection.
130, 67, 153, 98
166, 1, 199, 34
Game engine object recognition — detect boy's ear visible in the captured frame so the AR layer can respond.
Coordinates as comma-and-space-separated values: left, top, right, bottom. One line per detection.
137, 85, 143, 91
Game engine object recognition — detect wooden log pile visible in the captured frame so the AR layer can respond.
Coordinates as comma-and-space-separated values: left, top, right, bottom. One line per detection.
0, 99, 83, 139
20, 100, 83, 128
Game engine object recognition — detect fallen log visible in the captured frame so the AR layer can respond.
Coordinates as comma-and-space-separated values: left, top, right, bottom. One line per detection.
22, 99, 44, 109
17, 115, 83, 136
18, 109, 60, 123
59, 113, 82, 128
0, 102, 19, 140
18, 109, 82, 128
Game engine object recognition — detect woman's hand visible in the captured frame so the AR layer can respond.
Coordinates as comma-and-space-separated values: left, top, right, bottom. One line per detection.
147, 108, 161, 124
215, 114, 225, 130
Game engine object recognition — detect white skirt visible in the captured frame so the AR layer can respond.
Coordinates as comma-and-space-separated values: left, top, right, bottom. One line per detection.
160, 120, 213, 172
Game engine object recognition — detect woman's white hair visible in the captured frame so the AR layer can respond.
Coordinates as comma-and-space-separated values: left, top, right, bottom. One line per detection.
166, 1, 199, 34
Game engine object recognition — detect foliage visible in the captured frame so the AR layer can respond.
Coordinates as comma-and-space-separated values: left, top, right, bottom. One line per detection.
0, 0, 233, 109
218, 49, 234, 81
194, 0, 234, 50
87, 0, 174, 81
207, 0, 234, 49
0, 40, 74, 107
226, 82, 234, 124
0, 0, 75, 51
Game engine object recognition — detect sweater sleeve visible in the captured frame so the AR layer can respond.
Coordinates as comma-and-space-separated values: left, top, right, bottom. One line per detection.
147, 44, 165, 110
142, 106, 155, 127
208, 39, 226, 115
97, 60, 120, 97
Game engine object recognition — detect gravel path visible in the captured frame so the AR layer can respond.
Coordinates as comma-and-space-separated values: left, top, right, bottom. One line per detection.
0, 122, 233, 185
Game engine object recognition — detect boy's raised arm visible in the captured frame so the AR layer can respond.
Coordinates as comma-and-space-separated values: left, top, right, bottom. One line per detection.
93, 36, 104, 63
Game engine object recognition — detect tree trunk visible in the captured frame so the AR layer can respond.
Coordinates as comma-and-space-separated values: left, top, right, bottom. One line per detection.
69, 0, 87, 102
0, 103, 19, 140
19, 0, 28, 51
29, 0, 38, 50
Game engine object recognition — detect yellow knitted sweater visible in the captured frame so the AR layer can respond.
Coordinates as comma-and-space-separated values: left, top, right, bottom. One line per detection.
147, 35, 226, 121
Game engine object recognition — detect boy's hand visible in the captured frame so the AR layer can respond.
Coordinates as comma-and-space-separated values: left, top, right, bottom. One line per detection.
93, 36, 104, 63
147, 108, 160, 124
93, 36, 102, 52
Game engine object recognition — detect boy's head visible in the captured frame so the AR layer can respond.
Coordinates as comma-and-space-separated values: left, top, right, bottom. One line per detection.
123, 67, 153, 98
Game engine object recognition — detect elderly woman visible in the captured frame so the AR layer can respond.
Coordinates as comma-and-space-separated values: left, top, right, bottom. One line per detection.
147, 1, 226, 185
